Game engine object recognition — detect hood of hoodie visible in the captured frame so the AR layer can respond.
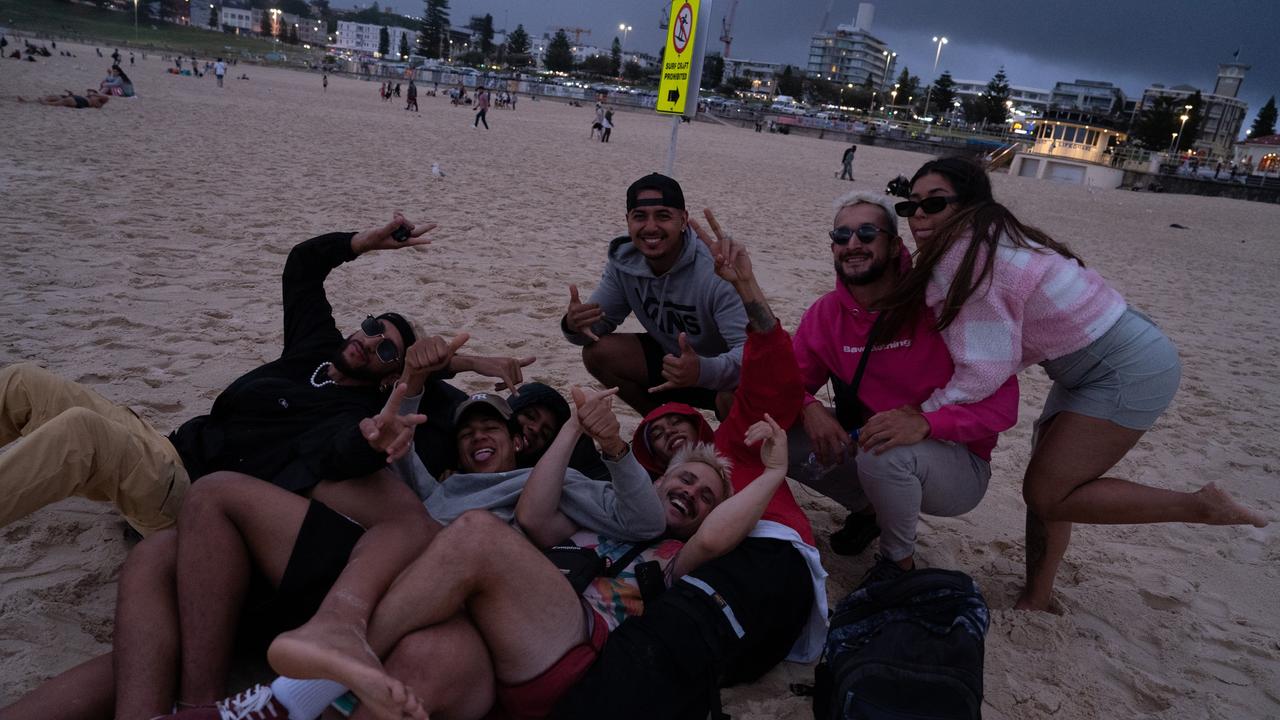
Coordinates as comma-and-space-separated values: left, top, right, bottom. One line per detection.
631, 402, 716, 476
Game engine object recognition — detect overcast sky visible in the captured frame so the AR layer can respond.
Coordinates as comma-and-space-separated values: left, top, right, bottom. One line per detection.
344, 0, 1279, 130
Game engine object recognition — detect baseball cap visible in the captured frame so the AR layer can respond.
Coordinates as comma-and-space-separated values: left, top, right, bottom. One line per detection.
508, 382, 571, 427
452, 392, 513, 425
626, 173, 686, 212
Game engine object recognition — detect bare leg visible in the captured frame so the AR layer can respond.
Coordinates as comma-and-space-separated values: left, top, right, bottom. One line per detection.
115, 529, 181, 717
348, 617, 495, 720
269, 511, 587, 720
582, 334, 660, 416
176, 470, 435, 706
1017, 411, 1268, 611
0, 653, 114, 720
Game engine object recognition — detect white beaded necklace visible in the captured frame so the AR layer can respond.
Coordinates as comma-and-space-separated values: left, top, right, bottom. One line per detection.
310, 362, 336, 388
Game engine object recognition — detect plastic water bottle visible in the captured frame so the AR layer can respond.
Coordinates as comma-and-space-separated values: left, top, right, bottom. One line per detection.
798, 428, 860, 483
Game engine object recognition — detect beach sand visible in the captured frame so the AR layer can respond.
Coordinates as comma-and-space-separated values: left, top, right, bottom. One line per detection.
2, 43, 1278, 719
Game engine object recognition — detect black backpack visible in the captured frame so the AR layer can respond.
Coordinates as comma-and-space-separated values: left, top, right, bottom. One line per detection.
813, 569, 989, 720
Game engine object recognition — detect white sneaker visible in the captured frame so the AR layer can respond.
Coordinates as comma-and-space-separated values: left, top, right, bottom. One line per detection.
217, 685, 289, 720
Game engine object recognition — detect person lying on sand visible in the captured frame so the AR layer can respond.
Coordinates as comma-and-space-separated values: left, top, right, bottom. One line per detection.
18, 90, 110, 108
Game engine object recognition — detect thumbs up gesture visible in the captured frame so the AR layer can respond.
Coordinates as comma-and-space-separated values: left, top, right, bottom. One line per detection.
565, 284, 603, 342
649, 332, 701, 394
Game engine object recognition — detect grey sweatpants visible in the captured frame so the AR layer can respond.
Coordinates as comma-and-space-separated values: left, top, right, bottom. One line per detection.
788, 425, 990, 561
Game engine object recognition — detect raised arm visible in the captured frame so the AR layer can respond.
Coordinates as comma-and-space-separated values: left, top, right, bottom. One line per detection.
514, 403, 587, 547
671, 415, 787, 578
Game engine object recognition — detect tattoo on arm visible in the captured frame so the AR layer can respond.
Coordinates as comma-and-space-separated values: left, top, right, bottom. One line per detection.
743, 300, 776, 333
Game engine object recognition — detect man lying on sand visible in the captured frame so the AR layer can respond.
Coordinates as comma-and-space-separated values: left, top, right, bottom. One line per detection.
18, 90, 110, 108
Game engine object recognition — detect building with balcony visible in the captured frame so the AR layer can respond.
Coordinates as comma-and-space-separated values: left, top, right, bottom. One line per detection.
806, 3, 896, 90
1138, 63, 1251, 158
725, 58, 782, 94
951, 79, 1051, 114
334, 21, 417, 57
1049, 79, 1126, 116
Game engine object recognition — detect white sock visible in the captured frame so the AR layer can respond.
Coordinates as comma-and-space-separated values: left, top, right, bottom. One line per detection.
270, 676, 348, 720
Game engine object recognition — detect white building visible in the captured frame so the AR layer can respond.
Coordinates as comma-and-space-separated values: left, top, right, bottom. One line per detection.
1050, 79, 1126, 116
219, 6, 253, 33
1233, 134, 1280, 175
1139, 63, 1251, 158
806, 3, 896, 90
334, 21, 417, 57
725, 58, 783, 94
951, 79, 1051, 114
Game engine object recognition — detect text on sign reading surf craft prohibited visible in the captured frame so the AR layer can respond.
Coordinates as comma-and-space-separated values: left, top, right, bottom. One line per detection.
656, 0, 701, 114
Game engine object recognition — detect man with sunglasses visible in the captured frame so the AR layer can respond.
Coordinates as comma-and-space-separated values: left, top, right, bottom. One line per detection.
0, 213, 441, 536
789, 190, 1018, 579
562, 173, 747, 418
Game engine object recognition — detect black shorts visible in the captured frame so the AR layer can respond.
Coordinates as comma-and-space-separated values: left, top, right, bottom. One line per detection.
636, 333, 721, 412
552, 537, 813, 719
238, 500, 365, 649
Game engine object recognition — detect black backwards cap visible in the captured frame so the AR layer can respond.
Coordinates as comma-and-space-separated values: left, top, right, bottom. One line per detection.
508, 382, 571, 428
375, 312, 417, 352
626, 173, 686, 212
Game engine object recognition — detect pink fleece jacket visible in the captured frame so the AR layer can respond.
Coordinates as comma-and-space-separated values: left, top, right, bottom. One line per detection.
921, 234, 1126, 413
792, 279, 1017, 462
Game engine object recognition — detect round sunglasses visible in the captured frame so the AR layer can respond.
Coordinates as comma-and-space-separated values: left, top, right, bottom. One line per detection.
829, 223, 890, 245
360, 315, 402, 364
894, 196, 959, 218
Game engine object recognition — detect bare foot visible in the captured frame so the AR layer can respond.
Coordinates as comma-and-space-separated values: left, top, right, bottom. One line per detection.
268, 617, 427, 720
1013, 589, 1064, 614
1195, 483, 1269, 528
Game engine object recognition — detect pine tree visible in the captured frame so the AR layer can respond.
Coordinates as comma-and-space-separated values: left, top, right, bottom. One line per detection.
981, 67, 1011, 125
777, 65, 802, 97
479, 13, 494, 58
544, 29, 574, 72
507, 24, 530, 55
1174, 91, 1204, 152
1131, 95, 1177, 150
610, 37, 622, 76
702, 53, 723, 90
399, 31, 410, 59
418, 0, 450, 59
1249, 96, 1277, 138
378, 25, 390, 56
930, 71, 956, 116
207, 4, 218, 28
894, 67, 919, 108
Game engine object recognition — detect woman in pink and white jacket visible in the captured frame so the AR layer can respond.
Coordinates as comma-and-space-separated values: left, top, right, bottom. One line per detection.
877, 156, 1267, 611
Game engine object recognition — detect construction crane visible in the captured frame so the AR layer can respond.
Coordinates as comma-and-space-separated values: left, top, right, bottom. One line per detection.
720, 0, 738, 58
549, 26, 592, 43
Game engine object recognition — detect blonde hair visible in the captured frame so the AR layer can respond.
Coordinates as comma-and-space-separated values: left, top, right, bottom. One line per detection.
667, 443, 733, 500
831, 189, 900, 238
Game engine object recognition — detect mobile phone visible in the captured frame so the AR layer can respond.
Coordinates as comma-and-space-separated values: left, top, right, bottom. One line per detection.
391, 224, 410, 242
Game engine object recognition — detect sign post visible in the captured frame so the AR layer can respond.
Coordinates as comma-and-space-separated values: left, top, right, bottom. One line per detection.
655, 0, 712, 176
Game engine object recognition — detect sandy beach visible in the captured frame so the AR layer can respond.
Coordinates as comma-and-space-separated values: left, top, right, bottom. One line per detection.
2, 43, 1278, 719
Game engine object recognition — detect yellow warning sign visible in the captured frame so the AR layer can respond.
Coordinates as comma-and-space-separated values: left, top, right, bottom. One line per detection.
655, 0, 701, 115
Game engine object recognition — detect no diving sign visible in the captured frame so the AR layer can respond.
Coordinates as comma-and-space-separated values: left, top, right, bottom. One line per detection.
656, 0, 710, 116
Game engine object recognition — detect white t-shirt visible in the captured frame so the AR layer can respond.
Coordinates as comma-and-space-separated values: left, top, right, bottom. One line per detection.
214, 61, 226, 76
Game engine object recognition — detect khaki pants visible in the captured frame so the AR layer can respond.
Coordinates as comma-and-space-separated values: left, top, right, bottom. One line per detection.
0, 363, 189, 536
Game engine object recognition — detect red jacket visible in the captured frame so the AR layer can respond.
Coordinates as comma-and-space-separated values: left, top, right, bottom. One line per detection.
632, 323, 814, 545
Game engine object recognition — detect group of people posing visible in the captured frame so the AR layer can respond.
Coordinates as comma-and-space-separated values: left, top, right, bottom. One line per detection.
0, 158, 1267, 720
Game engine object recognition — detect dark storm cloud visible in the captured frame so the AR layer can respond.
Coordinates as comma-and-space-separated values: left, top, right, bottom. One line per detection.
355, 0, 1278, 128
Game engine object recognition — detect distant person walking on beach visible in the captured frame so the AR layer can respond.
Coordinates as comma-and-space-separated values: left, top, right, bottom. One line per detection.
474, 87, 490, 129
111, 48, 120, 65
323, 73, 328, 92
883, 156, 1269, 612
839, 144, 856, 180
591, 101, 605, 139
601, 107, 614, 143
406, 79, 418, 111
214, 58, 226, 88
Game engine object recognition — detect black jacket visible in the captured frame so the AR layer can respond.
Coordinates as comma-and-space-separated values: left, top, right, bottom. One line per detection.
168, 232, 390, 493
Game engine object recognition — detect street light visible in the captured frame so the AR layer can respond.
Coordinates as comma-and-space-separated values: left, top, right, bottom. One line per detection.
134, 0, 138, 37
923, 36, 947, 120
618, 23, 632, 49
1173, 110, 1191, 152
889, 83, 898, 117
1168, 132, 1179, 153
875, 49, 896, 105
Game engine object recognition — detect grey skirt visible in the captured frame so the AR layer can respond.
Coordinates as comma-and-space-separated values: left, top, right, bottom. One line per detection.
1036, 308, 1181, 433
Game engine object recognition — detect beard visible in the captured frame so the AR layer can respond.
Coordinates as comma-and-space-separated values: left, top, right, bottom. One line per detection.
331, 338, 385, 384
834, 252, 890, 286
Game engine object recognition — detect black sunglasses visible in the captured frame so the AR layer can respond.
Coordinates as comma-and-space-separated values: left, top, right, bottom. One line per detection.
829, 224, 889, 245
360, 316, 402, 364
894, 196, 959, 218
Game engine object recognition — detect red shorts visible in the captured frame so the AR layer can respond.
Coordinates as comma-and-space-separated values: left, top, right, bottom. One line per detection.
492, 604, 609, 720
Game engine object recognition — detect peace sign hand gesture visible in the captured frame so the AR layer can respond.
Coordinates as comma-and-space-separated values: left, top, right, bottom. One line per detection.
359, 382, 427, 463
689, 208, 754, 286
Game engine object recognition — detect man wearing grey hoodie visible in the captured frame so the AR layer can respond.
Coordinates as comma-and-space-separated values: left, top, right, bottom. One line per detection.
563, 173, 747, 417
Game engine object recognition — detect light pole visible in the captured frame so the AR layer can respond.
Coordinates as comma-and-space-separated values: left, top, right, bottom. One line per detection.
889, 84, 898, 117
1174, 104, 1192, 153
618, 23, 631, 49
922, 36, 947, 120
875, 50, 895, 106
134, 0, 138, 37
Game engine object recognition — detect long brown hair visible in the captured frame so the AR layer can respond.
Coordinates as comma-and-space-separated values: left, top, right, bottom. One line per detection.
875, 156, 1084, 339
